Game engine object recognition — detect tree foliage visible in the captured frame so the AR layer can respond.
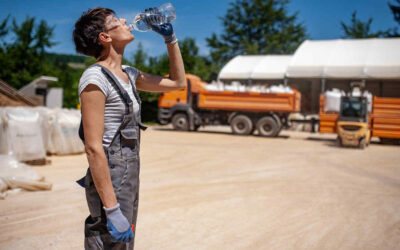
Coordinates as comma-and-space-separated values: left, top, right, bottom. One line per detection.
0, 16, 82, 108
206, 0, 307, 66
389, 0, 400, 24
388, 0, 400, 36
341, 11, 390, 38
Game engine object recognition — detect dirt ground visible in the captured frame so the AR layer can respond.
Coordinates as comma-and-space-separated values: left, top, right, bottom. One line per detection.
1, 125, 399, 250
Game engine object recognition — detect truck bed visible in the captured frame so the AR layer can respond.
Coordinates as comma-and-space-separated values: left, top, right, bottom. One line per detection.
371, 97, 400, 139
197, 90, 301, 113
319, 95, 400, 139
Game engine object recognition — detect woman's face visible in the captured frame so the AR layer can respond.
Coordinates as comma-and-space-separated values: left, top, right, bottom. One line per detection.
104, 14, 135, 45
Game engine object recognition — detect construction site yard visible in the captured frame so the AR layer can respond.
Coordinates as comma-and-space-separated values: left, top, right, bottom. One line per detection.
1, 125, 399, 250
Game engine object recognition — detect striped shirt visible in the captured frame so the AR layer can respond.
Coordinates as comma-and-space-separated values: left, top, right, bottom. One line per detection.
78, 65, 140, 148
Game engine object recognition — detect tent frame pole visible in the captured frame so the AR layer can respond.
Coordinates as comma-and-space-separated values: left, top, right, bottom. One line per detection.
321, 78, 326, 93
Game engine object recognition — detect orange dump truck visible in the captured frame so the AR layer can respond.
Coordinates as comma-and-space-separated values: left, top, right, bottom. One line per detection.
319, 95, 400, 144
158, 74, 301, 137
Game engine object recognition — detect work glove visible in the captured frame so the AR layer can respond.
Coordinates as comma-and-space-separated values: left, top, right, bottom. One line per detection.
144, 7, 177, 44
104, 203, 133, 243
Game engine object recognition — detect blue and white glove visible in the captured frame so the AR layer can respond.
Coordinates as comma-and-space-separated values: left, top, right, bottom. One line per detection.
144, 7, 177, 44
104, 203, 133, 243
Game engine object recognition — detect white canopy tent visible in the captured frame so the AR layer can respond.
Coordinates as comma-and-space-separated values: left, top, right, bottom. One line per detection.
286, 38, 400, 79
218, 55, 292, 80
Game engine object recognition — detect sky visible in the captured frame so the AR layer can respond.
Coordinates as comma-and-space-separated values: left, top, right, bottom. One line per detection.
0, 0, 397, 59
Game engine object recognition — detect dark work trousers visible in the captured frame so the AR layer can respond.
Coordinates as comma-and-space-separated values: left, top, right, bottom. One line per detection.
78, 64, 147, 250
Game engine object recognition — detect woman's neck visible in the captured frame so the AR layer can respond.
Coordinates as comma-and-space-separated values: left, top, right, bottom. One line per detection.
97, 46, 125, 71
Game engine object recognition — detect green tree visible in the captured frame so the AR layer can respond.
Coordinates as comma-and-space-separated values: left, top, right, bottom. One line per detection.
206, 0, 307, 66
0, 15, 9, 44
35, 20, 56, 54
341, 11, 390, 38
0, 15, 84, 108
389, 0, 400, 24
132, 42, 148, 70
179, 37, 218, 82
388, 0, 400, 36
0, 16, 56, 89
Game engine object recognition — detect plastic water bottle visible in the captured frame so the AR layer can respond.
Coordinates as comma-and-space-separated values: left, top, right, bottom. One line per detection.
129, 3, 176, 32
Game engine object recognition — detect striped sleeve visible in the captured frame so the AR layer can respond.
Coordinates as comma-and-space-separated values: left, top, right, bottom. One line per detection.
78, 67, 110, 97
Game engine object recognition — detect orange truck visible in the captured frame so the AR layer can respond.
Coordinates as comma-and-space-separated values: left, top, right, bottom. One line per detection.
158, 74, 301, 137
319, 95, 400, 145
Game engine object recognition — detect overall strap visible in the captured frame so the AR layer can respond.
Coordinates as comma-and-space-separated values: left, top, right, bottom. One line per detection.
78, 64, 147, 142
123, 68, 147, 131
96, 64, 147, 130
91, 64, 134, 115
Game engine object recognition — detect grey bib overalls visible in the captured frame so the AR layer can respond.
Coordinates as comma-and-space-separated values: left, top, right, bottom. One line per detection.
78, 64, 147, 250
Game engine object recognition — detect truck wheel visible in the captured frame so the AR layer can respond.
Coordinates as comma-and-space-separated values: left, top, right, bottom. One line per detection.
336, 136, 342, 147
359, 138, 366, 149
256, 116, 279, 137
193, 124, 201, 131
272, 114, 283, 133
231, 115, 253, 135
172, 113, 189, 131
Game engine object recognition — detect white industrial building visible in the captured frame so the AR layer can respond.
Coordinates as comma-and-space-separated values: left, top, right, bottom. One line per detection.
218, 38, 400, 113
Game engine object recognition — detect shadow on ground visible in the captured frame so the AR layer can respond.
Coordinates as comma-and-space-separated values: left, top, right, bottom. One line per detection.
152, 127, 290, 139
306, 136, 399, 149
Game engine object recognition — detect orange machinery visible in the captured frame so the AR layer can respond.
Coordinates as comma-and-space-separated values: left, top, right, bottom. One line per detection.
158, 74, 301, 137
319, 95, 400, 143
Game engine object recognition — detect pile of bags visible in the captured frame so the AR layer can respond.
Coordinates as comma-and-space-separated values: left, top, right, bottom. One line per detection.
324, 89, 373, 113
205, 81, 294, 94
0, 155, 52, 199
324, 89, 345, 113
0, 107, 84, 161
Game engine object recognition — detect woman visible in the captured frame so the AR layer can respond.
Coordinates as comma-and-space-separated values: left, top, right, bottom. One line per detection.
73, 7, 186, 249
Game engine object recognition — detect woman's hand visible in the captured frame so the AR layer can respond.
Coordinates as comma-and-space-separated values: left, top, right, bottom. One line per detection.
143, 7, 177, 44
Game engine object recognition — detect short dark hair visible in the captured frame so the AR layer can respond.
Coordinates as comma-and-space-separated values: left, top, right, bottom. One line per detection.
73, 7, 115, 58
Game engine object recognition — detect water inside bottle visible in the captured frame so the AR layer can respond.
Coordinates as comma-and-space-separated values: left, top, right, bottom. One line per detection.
130, 14, 150, 32
129, 3, 176, 32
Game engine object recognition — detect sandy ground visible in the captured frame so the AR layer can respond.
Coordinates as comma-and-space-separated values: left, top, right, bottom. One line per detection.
0, 125, 400, 250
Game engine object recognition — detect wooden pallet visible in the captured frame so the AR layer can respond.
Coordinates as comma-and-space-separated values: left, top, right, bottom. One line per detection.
23, 158, 52, 166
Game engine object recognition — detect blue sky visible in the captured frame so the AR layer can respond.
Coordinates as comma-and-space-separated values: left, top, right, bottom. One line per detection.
0, 0, 397, 59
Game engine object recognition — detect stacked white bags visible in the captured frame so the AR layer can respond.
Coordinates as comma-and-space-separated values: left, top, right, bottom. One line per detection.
0, 107, 84, 160
52, 109, 84, 155
205, 81, 294, 94
0, 108, 46, 161
324, 89, 344, 113
268, 85, 293, 94
33, 107, 57, 154
324, 89, 373, 113
363, 91, 373, 113
0, 154, 52, 199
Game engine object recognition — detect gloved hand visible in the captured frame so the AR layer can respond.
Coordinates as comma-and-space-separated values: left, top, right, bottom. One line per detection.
144, 7, 177, 44
104, 203, 133, 243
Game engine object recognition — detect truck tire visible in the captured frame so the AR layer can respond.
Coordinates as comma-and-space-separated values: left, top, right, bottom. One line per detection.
193, 124, 201, 131
272, 114, 283, 133
359, 138, 366, 149
172, 113, 189, 131
336, 136, 342, 147
256, 116, 279, 137
230, 115, 253, 135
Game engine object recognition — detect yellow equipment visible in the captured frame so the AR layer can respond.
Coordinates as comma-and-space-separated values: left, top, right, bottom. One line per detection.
336, 96, 371, 149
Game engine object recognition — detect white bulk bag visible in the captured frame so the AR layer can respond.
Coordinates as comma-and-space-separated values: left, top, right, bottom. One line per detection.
269, 85, 293, 94
52, 109, 84, 155
3, 108, 46, 161
363, 91, 373, 113
33, 107, 57, 154
0, 154, 51, 196
324, 89, 343, 113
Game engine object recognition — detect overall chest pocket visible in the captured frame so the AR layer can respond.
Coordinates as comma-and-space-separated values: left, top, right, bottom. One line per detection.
120, 127, 139, 158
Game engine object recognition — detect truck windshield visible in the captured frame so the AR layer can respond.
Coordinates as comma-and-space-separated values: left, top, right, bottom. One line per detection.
340, 97, 367, 120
